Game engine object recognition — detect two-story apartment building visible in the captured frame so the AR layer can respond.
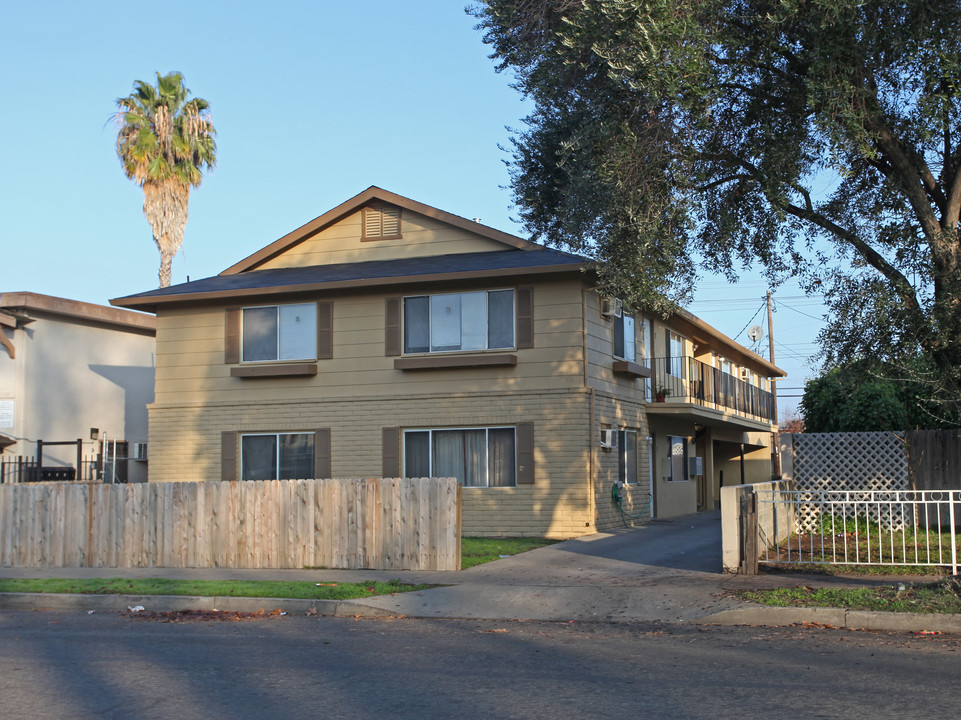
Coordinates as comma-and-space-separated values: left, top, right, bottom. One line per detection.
112, 187, 783, 537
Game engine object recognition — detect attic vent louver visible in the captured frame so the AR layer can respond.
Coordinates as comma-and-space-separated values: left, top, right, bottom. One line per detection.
362, 203, 402, 240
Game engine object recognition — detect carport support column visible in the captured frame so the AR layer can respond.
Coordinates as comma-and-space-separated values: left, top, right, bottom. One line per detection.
702, 428, 717, 509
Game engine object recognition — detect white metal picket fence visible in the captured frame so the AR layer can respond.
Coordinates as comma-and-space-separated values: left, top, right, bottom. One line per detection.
756, 489, 960, 575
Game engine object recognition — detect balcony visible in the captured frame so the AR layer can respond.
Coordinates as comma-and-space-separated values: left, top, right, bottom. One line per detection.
646, 356, 776, 425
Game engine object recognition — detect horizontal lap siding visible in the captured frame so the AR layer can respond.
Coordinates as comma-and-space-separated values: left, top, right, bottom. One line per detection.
149, 389, 594, 538
152, 279, 587, 404
258, 211, 511, 269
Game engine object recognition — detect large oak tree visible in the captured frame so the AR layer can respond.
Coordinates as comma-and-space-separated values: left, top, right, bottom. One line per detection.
473, 1, 961, 420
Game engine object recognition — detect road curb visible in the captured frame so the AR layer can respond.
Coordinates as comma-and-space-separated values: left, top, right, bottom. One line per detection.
700, 605, 961, 633
0, 592, 400, 618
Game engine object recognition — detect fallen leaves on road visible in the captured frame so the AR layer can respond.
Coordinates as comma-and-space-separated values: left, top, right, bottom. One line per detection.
124, 608, 287, 623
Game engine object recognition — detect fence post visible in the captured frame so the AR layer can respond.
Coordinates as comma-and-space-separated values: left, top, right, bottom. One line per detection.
740, 492, 759, 575
951, 492, 957, 577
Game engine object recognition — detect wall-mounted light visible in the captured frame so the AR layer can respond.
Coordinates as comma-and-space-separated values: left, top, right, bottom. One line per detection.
90, 428, 100, 440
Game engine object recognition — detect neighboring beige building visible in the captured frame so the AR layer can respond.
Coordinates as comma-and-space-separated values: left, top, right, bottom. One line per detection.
0, 293, 156, 483
112, 187, 784, 537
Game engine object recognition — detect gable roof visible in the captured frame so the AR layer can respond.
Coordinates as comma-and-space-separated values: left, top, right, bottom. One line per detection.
220, 186, 540, 275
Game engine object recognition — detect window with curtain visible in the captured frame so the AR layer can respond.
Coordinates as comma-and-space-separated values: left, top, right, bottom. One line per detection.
618, 430, 638, 484
403, 290, 514, 354
403, 427, 516, 487
241, 432, 314, 480
667, 330, 685, 378
242, 303, 316, 362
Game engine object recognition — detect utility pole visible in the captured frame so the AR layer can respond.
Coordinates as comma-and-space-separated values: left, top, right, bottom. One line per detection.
767, 290, 782, 478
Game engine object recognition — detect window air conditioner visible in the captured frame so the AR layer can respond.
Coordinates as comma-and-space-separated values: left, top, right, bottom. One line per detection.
601, 297, 623, 318
740, 368, 751, 380
600, 429, 618, 450
133, 442, 148, 461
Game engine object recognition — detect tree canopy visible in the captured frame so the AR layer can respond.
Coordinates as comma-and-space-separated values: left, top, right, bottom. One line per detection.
115, 71, 216, 287
473, 1, 961, 419
800, 359, 953, 432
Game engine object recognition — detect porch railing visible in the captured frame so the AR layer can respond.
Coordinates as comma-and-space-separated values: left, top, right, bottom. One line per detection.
647, 356, 776, 423
0, 455, 115, 484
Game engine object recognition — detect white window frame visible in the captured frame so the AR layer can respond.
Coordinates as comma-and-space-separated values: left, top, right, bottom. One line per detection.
402, 290, 515, 355
667, 330, 685, 378
613, 313, 636, 362
241, 303, 316, 363
240, 431, 315, 481
402, 426, 517, 488
617, 429, 638, 484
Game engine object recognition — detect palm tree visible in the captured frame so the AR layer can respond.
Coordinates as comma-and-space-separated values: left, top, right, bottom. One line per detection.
115, 72, 216, 287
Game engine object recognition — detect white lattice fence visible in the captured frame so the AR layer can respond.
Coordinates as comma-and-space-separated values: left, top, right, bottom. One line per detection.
792, 432, 909, 531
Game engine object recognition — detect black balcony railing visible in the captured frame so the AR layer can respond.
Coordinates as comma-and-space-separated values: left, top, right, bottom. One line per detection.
646, 356, 776, 423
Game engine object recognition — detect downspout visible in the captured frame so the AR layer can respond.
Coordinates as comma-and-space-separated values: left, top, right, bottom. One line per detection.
583, 288, 595, 529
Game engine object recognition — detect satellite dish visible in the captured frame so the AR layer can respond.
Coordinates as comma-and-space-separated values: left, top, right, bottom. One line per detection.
747, 325, 764, 342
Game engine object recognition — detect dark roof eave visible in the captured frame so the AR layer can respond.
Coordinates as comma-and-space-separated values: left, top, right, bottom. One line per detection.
111, 262, 592, 312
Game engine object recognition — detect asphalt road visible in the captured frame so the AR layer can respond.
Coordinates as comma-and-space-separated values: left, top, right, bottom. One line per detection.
1, 610, 959, 720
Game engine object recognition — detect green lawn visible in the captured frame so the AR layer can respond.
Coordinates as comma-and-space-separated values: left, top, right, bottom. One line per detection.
0, 577, 433, 600
736, 576, 961, 614
460, 536, 557, 569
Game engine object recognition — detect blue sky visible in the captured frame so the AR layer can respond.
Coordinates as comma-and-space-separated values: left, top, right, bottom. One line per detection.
0, 0, 824, 416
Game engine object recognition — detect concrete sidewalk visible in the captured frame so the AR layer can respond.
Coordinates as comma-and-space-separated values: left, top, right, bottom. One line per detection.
2, 510, 960, 633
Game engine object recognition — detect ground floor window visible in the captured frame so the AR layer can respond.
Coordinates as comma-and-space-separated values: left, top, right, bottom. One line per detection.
666, 435, 688, 482
403, 427, 516, 487
618, 429, 638, 484
241, 432, 314, 480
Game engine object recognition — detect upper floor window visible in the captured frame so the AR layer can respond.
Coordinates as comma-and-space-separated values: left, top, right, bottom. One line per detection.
667, 330, 685, 377
404, 290, 514, 354
242, 303, 317, 362
241, 432, 314, 481
362, 203, 402, 240
613, 314, 636, 361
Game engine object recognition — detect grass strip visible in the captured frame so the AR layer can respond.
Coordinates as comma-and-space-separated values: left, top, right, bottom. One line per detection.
0, 577, 433, 600
461, 537, 558, 569
737, 577, 961, 614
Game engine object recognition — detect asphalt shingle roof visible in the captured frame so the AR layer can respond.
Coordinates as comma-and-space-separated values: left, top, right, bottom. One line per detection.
113, 248, 590, 308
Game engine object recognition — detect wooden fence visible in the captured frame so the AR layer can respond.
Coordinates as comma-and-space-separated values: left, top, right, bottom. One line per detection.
0, 478, 461, 571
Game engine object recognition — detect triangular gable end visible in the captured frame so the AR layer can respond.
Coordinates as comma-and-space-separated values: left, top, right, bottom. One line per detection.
221, 186, 537, 276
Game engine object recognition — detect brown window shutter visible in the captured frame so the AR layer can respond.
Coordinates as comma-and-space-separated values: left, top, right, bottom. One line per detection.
516, 422, 535, 484
314, 428, 331, 479
316, 301, 333, 359
382, 427, 400, 477
515, 287, 534, 349
385, 297, 402, 356
225, 308, 241, 364
221, 431, 237, 482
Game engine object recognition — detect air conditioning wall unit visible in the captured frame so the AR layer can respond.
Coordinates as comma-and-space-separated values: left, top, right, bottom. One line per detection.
601, 297, 623, 318
600, 429, 618, 450
740, 367, 752, 381
133, 442, 148, 461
